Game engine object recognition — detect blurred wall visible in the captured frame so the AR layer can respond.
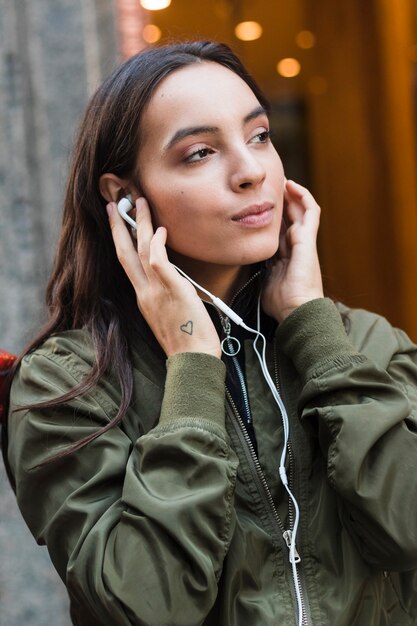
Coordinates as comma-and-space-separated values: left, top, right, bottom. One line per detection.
0, 0, 118, 623
305, 0, 417, 337
0, 0, 119, 355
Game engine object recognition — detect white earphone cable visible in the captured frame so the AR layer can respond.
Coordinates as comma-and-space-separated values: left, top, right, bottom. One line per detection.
116, 196, 304, 625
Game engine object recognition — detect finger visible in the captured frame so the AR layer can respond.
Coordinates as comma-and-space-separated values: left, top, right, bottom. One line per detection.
284, 183, 306, 219
281, 196, 291, 228
135, 197, 156, 278
284, 180, 321, 229
135, 196, 155, 236
149, 227, 187, 288
285, 180, 320, 214
278, 211, 290, 259
107, 202, 147, 289
285, 179, 312, 200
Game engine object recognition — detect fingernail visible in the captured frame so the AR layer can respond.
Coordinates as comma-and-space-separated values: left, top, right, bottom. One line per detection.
106, 202, 115, 217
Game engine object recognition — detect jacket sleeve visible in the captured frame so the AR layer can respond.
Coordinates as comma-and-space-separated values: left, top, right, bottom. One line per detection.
276, 297, 417, 571
7, 344, 238, 626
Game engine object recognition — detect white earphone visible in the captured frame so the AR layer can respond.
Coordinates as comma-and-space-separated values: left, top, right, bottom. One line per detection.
117, 195, 136, 228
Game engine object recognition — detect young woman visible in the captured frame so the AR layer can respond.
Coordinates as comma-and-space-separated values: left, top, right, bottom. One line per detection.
3, 41, 417, 626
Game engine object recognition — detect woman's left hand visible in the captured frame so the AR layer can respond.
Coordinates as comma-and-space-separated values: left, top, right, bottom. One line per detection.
262, 179, 324, 322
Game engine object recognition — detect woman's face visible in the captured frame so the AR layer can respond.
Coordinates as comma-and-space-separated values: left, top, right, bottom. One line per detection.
137, 61, 284, 271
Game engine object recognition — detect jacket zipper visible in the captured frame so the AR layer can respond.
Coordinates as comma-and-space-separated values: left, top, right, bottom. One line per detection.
217, 307, 292, 543
211, 276, 311, 624
229, 269, 263, 307
273, 351, 297, 538
224, 331, 251, 425
226, 385, 310, 626
225, 388, 287, 537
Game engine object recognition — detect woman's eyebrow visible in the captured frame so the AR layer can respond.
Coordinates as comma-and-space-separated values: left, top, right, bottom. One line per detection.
243, 105, 268, 124
164, 125, 219, 153
163, 105, 268, 153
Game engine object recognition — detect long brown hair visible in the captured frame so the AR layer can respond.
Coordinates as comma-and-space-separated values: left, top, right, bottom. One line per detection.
3, 40, 270, 460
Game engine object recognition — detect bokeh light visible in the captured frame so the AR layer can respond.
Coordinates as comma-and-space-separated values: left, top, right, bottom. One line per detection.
140, 0, 171, 10
142, 24, 162, 43
276, 58, 301, 78
295, 30, 316, 49
235, 21, 263, 42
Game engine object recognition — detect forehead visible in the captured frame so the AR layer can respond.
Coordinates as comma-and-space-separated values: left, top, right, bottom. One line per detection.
140, 61, 261, 139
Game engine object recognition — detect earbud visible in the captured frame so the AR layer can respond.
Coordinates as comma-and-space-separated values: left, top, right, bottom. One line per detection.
117, 195, 136, 229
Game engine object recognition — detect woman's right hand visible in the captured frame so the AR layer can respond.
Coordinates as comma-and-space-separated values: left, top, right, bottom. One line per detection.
107, 198, 222, 359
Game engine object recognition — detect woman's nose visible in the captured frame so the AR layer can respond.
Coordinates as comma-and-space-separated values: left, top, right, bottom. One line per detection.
230, 148, 266, 192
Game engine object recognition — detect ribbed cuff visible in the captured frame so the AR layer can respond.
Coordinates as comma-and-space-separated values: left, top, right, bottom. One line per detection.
159, 352, 226, 429
276, 298, 358, 379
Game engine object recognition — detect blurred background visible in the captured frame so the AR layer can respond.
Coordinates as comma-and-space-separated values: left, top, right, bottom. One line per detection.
1, 0, 417, 623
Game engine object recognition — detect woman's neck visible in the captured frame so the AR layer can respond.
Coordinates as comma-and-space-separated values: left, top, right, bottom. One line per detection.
168, 251, 251, 304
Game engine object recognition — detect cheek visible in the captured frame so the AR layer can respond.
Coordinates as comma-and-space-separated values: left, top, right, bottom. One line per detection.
144, 193, 194, 241
148, 181, 214, 230
270, 154, 285, 182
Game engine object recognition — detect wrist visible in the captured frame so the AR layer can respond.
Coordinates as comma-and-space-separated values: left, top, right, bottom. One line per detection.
276, 295, 325, 322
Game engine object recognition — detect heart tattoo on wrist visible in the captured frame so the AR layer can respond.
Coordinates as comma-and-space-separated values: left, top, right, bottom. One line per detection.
180, 320, 193, 336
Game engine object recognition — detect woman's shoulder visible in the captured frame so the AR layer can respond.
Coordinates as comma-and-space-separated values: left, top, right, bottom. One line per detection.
30, 328, 93, 357
11, 329, 96, 407
335, 301, 417, 361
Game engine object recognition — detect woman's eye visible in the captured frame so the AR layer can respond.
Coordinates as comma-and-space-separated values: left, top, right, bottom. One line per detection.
185, 147, 213, 163
251, 130, 271, 144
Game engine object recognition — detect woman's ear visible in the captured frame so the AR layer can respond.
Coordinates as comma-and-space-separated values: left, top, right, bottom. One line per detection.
99, 173, 132, 203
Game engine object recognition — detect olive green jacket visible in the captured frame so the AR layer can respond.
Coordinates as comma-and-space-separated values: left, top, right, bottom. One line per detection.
6, 298, 417, 625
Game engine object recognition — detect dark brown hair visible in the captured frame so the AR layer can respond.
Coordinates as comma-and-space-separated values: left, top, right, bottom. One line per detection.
3, 40, 270, 461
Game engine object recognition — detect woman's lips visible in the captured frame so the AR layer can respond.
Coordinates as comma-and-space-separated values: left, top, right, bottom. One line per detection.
232, 202, 274, 226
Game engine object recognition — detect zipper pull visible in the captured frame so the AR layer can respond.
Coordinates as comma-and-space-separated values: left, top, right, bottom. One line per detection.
220, 315, 241, 357
283, 530, 301, 564
220, 314, 231, 337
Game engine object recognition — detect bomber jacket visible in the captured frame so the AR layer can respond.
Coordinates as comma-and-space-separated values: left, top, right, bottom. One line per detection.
6, 297, 417, 626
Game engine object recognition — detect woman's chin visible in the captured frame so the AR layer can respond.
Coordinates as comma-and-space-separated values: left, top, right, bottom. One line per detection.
167, 236, 280, 270
236, 239, 280, 266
